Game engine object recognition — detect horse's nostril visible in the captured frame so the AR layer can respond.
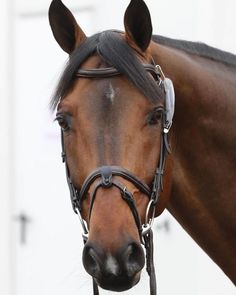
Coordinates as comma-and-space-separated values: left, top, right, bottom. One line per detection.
83, 241, 144, 289
82, 241, 145, 291
83, 244, 101, 277
124, 242, 145, 277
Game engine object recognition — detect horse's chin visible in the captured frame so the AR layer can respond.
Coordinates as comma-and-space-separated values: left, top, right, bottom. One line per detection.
95, 272, 141, 292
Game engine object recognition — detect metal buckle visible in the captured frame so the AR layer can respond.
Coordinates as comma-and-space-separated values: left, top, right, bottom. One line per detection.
142, 200, 155, 237
155, 65, 166, 80
74, 207, 89, 240
164, 126, 170, 134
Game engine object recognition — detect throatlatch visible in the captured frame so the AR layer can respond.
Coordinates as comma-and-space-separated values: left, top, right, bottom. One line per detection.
60, 61, 175, 295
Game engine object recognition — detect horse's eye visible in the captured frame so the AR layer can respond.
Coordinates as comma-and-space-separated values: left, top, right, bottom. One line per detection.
147, 108, 164, 125
55, 113, 71, 132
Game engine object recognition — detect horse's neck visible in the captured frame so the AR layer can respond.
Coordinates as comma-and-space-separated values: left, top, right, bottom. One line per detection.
152, 42, 236, 283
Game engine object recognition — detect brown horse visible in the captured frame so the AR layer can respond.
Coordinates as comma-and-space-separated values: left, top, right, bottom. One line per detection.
49, 0, 236, 293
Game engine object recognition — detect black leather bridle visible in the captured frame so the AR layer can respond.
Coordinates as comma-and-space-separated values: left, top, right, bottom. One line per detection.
59, 62, 174, 295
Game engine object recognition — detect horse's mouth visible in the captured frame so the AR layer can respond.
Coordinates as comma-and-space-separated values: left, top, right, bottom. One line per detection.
94, 272, 141, 292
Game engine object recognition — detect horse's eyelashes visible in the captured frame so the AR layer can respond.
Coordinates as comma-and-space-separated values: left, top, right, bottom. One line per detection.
55, 113, 71, 132
147, 108, 164, 125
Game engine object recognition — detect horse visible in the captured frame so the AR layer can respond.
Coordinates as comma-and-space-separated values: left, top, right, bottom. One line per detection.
48, 0, 236, 293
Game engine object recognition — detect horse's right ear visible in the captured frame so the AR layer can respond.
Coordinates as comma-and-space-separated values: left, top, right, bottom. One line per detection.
49, 0, 86, 54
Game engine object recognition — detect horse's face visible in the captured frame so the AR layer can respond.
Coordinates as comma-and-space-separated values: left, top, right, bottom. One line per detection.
57, 57, 166, 291
49, 0, 172, 292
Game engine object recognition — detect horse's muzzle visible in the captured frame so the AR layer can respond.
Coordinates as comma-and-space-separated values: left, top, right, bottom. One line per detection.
83, 241, 145, 291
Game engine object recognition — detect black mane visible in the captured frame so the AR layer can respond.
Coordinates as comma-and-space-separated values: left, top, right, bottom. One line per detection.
50, 31, 164, 110
51, 32, 236, 110
153, 35, 236, 67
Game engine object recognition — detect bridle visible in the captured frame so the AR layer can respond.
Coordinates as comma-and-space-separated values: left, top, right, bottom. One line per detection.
60, 62, 174, 295
59, 61, 175, 295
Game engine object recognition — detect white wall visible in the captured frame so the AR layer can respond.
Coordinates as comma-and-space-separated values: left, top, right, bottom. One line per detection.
0, 1, 14, 295
93, 0, 236, 54
149, 0, 236, 53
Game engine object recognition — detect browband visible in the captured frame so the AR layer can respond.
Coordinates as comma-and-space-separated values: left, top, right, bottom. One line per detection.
77, 64, 161, 79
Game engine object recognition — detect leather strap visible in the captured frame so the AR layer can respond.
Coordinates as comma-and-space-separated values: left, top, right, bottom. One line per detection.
77, 64, 161, 80
144, 229, 157, 295
79, 166, 151, 208
93, 279, 99, 295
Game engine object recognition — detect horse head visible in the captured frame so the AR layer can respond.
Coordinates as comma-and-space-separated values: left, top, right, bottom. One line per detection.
49, 0, 174, 292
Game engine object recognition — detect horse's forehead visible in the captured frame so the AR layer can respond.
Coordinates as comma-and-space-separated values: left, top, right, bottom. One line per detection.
77, 79, 121, 109
70, 77, 146, 111
105, 83, 116, 104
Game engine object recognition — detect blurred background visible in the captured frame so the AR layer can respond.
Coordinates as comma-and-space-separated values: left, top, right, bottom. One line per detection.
0, 0, 235, 294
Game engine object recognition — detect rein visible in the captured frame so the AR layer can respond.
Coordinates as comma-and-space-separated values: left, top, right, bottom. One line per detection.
60, 61, 175, 295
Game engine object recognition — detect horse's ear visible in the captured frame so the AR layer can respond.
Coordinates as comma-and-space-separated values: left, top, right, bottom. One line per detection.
124, 0, 152, 51
49, 0, 86, 54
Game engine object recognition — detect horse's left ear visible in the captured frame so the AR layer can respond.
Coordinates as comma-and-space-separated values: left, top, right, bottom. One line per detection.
124, 0, 152, 51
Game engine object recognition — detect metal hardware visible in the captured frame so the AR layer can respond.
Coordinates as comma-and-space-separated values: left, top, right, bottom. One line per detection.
75, 207, 89, 239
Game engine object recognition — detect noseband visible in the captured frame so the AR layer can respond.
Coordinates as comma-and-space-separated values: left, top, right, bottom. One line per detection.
60, 61, 175, 295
